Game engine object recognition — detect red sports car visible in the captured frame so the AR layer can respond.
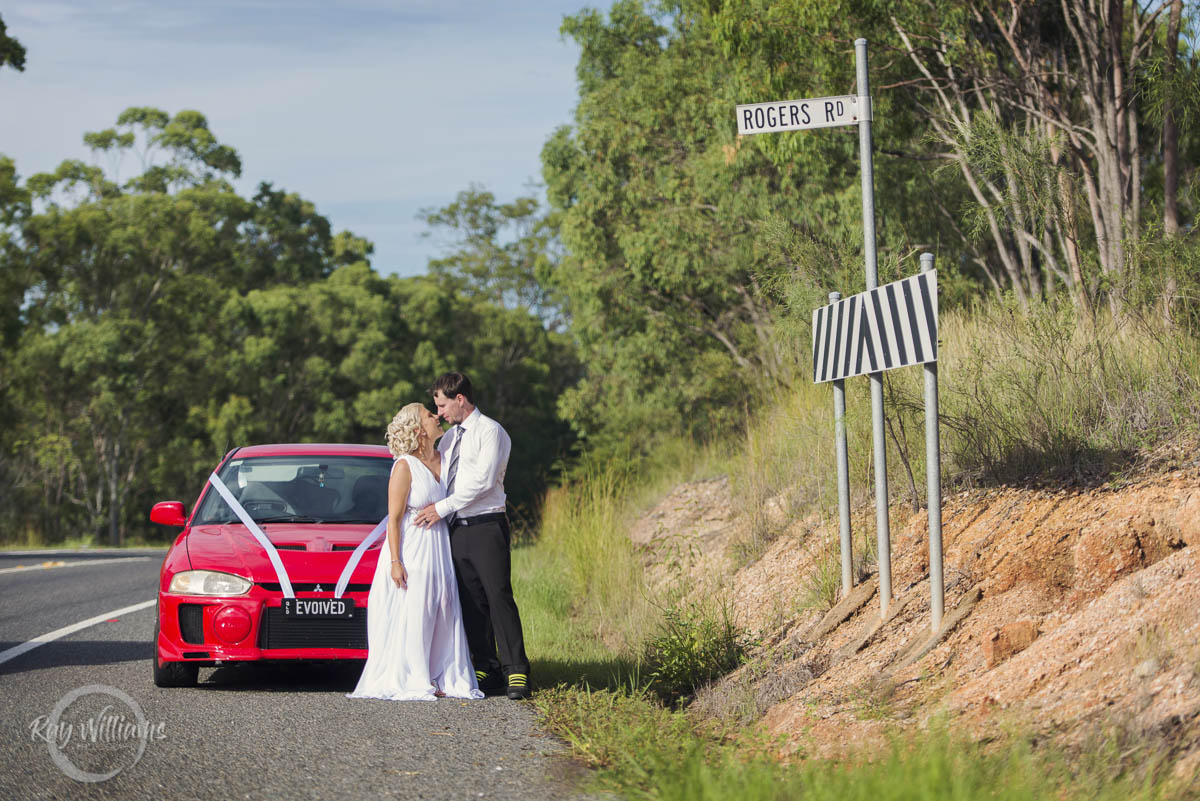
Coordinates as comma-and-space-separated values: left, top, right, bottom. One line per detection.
150, 443, 394, 687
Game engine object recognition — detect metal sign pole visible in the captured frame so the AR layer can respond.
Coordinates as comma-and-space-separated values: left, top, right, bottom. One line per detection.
920, 253, 944, 630
855, 38, 891, 617
829, 292, 853, 597
737, 42, 898, 616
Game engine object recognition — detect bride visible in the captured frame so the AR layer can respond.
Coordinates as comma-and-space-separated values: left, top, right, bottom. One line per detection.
348, 403, 484, 701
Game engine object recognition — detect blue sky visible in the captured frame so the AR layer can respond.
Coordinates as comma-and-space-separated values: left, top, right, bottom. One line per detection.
0, 0, 586, 276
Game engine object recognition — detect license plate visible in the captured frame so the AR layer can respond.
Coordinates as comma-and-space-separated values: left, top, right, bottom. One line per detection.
281, 598, 355, 618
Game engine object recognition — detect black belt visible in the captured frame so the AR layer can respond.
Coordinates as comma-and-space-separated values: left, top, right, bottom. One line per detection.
450, 512, 508, 530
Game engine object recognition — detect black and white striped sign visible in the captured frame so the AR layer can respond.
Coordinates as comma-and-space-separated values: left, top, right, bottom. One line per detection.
812, 272, 938, 384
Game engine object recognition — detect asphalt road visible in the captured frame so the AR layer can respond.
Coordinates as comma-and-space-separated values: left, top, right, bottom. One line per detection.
0, 550, 586, 801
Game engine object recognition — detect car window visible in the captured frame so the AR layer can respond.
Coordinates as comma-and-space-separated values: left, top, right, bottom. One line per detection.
193, 455, 394, 524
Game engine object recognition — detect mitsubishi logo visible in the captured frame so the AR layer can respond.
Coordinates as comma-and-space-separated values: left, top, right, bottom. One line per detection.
313, 584, 323, 593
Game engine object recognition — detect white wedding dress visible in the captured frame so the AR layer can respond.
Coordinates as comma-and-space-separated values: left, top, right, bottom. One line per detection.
347, 454, 483, 701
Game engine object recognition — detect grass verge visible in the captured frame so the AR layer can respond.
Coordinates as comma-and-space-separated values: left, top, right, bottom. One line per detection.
512, 298, 1200, 800
515, 526, 1191, 800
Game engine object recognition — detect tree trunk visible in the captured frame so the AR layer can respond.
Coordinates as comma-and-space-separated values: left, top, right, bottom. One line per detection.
107, 438, 121, 546
1162, 0, 1183, 323
1163, 0, 1182, 237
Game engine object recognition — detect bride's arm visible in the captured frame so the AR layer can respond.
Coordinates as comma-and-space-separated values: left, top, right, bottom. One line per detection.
388, 460, 412, 590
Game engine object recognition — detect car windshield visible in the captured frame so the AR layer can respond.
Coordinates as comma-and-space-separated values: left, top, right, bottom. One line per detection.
192, 455, 393, 525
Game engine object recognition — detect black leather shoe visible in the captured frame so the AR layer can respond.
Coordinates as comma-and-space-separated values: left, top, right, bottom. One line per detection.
476, 669, 504, 695
506, 673, 529, 700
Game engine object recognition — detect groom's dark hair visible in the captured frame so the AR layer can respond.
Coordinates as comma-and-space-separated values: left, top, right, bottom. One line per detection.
429, 372, 474, 404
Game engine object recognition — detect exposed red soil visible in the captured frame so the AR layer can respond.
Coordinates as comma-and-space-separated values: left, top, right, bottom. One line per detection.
629, 457, 1200, 784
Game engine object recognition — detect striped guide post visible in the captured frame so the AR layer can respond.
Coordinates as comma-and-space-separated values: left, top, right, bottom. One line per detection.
812, 266, 942, 626
811, 271, 939, 384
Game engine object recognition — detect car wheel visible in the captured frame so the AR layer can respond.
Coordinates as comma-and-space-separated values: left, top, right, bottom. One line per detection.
152, 618, 199, 688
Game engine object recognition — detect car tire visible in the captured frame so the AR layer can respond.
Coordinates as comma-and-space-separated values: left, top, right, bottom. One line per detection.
152, 619, 199, 688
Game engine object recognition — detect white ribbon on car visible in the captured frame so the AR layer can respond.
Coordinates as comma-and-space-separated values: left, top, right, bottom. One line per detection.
333, 517, 387, 599
208, 471, 388, 601
207, 472, 296, 599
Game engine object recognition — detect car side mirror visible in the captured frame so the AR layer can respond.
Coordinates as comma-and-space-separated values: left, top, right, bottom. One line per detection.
150, 501, 187, 527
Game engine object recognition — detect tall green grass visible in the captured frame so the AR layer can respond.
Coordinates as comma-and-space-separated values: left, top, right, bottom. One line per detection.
532, 682, 1184, 801
516, 296, 1200, 800
726, 300, 1200, 539
0, 532, 164, 550
529, 437, 725, 656
936, 301, 1200, 482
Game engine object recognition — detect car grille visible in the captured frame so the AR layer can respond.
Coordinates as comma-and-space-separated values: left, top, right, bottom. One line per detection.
178, 603, 206, 644
258, 606, 367, 650
258, 583, 371, 593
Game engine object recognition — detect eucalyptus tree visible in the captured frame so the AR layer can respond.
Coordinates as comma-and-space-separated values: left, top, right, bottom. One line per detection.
420, 186, 567, 329
543, 2, 798, 451
541, 0, 961, 452
705, 0, 1200, 313
886, 0, 1199, 311
0, 13, 25, 73
2, 108, 367, 544
3, 109, 255, 544
416, 188, 581, 514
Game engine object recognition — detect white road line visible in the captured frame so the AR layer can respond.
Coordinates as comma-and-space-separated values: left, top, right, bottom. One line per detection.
0, 556, 153, 576
0, 548, 165, 556
0, 599, 156, 667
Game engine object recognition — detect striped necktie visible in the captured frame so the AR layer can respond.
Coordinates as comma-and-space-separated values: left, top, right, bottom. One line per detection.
445, 425, 463, 522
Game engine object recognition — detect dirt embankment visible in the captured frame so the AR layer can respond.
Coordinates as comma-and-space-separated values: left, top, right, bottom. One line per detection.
629, 458, 1200, 780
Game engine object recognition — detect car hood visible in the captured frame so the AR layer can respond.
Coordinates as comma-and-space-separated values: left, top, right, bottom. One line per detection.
184, 522, 383, 585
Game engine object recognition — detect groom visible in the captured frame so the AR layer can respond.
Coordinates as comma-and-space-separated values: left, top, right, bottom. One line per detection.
412, 372, 530, 700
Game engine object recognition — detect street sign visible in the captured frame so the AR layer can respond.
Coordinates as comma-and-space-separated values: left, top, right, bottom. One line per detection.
735, 95, 864, 136
738, 41, 939, 629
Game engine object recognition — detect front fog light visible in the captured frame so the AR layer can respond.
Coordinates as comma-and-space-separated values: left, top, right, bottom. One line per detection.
213, 606, 253, 644
169, 570, 253, 596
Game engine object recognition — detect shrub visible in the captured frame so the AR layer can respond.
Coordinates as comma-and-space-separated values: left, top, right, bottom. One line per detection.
643, 600, 754, 705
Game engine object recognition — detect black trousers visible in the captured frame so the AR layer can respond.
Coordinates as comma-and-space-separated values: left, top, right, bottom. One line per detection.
449, 517, 529, 678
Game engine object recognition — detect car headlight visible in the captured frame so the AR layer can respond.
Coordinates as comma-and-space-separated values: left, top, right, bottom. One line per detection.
169, 570, 253, 596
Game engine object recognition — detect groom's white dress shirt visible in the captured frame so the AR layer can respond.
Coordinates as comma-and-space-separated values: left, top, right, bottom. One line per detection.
434, 407, 511, 521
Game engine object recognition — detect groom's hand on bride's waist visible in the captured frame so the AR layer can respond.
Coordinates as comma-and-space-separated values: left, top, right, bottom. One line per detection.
412, 504, 443, 528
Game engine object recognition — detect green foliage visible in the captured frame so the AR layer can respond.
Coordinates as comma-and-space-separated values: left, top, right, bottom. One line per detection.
0, 13, 25, 72
644, 723, 1177, 801
546, 2, 806, 455
0, 108, 577, 544
643, 599, 753, 705
533, 433, 723, 653
535, 679, 1181, 801
542, 0, 985, 455
7, 0, 1200, 556
541, 0, 1200, 458
948, 113, 1072, 245
533, 685, 704, 793
535, 457, 654, 651
511, 541, 640, 690
936, 299, 1200, 484
420, 185, 566, 327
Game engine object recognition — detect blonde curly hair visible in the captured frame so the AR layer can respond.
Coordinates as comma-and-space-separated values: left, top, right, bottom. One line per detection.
385, 402, 427, 457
